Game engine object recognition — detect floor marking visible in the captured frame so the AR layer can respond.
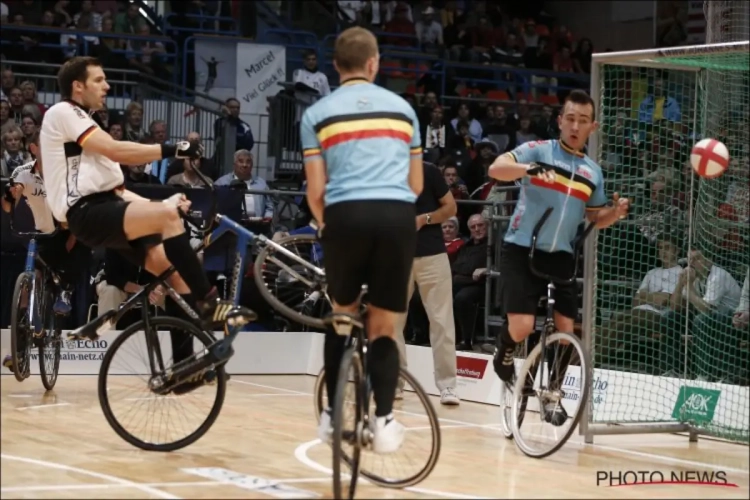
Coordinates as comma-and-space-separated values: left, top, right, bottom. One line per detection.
182, 467, 319, 498
230, 380, 306, 395
293, 439, 492, 500
7, 394, 33, 398
247, 378, 750, 477
15, 403, 71, 411
1, 481, 220, 493
0, 454, 179, 499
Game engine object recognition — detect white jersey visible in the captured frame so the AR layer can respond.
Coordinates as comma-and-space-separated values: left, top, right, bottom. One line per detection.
10, 162, 56, 233
40, 100, 124, 223
292, 68, 331, 96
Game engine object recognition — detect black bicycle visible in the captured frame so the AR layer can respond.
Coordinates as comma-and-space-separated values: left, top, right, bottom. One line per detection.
321, 311, 441, 500
6, 212, 64, 391
499, 206, 595, 458
68, 167, 328, 452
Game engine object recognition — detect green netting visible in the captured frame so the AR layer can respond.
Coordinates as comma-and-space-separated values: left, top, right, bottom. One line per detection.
591, 42, 749, 444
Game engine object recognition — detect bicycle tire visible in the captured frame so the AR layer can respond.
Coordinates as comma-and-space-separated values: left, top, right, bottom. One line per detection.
317, 364, 442, 488
10, 272, 33, 382
511, 332, 590, 459
39, 288, 61, 391
98, 316, 227, 452
253, 234, 327, 330
314, 367, 326, 422
498, 382, 514, 439
332, 348, 363, 500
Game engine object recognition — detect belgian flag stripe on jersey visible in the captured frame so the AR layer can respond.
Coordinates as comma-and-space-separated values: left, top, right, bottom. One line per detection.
530, 174, 592, 202
314, 112, 414, 150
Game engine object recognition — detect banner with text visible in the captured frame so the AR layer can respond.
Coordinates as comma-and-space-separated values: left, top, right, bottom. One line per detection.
235, 43, 286, 116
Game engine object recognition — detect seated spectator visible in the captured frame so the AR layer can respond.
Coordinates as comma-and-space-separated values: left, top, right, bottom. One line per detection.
166, 132, 218, 181
638, 76, 681, 126
421, 105, 456, 155
690, 266, 749, 383
7, 86, 24, 123
442, 216, 464, 262
0, 100, 13, 131
516, 117, 539, 145
450, 103, 482, 142
443, 163, 469, 200
416, 7, 443, 52
465, 138, 498, 194
452, 213, 489, 350
1, 125, 31, 175
469, 13, 502, 64
572, 37, 593, 74
597, 237, 683, 366
383, 3, 416, 47
123, 163, 161, 186
123, 101, 146, 142
19, 81, 46, 116
215, 150, 274, 220
450, 119, 476, 158
167, 158, 208, 188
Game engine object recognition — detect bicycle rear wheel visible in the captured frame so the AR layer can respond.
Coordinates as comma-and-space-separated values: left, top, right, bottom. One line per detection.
332, 348, 363, 500
98, 317, 227, 452
10, 272, 33, 382
254, 234, 328, 330
39, 288, 62, 391
511, 332, 589, 459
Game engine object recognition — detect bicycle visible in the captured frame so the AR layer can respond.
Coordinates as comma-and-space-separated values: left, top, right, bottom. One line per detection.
498, 206, 595, 459
6, 212, 64, 392
69, 170, 330, 452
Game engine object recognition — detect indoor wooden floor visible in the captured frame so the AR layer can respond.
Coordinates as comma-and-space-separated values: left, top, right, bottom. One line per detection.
1, 374, 748, 499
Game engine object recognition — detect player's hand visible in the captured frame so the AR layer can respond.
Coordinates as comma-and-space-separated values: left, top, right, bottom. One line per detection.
680, 267, 696, 284
65, 234, 76, 252
472, 268, 487, 281
612, 192, 630, 219
732, 311, 749, 329
149, 285, 166, 306
174, 140, 203, 160
527, 162, 555, 183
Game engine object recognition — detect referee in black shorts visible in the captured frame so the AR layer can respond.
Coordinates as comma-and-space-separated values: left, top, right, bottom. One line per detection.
299, 27, 424, 454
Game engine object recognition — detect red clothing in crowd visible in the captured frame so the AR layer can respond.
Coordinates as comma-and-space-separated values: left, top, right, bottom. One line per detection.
445, 238, 465, 262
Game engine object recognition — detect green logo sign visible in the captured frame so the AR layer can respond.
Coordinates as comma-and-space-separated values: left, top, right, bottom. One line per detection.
672, 386, 721, 424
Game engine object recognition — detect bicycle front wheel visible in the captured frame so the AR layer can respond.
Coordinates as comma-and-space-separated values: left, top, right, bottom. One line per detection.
511, 332, 589, 459
332, 348, 363, 500
254, 234, 328, 330
39, 288, 62, 391
10, 272, 33, 382
98, 316, 227, 452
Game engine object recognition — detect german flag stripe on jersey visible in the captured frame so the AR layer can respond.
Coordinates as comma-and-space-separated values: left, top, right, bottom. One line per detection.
77, 125, 98, 146
314, 111, 414, 150
410, 147, 422, 156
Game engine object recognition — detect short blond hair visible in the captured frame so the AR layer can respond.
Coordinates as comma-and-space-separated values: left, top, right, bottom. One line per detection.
334, 27, 378, 73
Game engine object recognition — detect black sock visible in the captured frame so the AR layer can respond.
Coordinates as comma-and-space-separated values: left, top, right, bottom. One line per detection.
368, 337, 400, 417
496, 322, 516, 352
167, 293, 195, 363
324, 326, 347, 411
162, 232, 212, 301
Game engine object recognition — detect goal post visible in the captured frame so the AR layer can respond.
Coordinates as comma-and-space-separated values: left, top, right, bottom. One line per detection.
580, 40, 750, 445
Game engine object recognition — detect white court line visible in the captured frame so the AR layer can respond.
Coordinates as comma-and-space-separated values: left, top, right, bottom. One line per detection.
231, 380, 307, 395
0, 454, 179, 499
1, 477, 333, 494
294, 439, 492, 500
7, 394, 33, 398
235, 377, 750, 476
15, 403, 70, 411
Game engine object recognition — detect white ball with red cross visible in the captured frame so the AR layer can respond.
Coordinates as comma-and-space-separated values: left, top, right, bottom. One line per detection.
690, 138, 730, 179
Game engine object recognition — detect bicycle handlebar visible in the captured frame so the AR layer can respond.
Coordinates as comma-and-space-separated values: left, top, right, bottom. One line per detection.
7, 200, 60, 240
528, 207, 596, 284
177, 160, 219, 236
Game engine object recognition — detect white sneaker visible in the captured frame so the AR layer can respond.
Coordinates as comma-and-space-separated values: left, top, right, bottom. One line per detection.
440, 388, 460, 406
371, 414, 405, 454
318, 408, 333, 444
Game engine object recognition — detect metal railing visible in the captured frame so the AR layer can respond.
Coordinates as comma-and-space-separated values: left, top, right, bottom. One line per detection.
0, 24, 180, 86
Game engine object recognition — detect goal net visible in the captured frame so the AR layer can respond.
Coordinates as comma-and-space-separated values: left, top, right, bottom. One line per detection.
585, 40, 749, 444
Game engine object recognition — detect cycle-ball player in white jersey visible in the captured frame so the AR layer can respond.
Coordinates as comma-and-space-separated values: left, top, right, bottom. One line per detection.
2, 130, 92, 371
40, 57, 255, 384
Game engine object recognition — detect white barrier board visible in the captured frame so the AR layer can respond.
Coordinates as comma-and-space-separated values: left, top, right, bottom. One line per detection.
2, 330, 746, 432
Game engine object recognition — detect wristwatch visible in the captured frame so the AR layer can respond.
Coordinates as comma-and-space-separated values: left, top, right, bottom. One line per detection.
425, 213, 432, 225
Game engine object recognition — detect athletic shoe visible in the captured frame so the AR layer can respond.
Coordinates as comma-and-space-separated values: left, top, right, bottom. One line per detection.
196, 288, 257, 329
3, 355, 13, 372
493, 346, 516, 382
440, 388, 460, 406
371, 414, 405, 454
318, 408, 333, 444
53, 290, 72, 316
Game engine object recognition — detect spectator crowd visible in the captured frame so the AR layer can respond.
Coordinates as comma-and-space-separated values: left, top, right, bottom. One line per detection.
1, 0, 747, 386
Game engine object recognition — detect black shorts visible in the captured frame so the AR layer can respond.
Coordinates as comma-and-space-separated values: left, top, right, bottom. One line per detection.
36, 229, 92, 287
498, 243, 579, 320
66, 191, 162, 266
321, 200, 416, 313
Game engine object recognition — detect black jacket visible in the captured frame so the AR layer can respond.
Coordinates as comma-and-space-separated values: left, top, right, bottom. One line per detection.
451, 237, 488, 285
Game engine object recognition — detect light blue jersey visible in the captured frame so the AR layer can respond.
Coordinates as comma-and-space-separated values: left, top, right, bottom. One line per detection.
299, 80, 422, 207
504, 139, 607, 254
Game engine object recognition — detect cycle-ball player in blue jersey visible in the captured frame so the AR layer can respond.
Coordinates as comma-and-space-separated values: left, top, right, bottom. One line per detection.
488, 90, 630, 421
300, 27, 424, 454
